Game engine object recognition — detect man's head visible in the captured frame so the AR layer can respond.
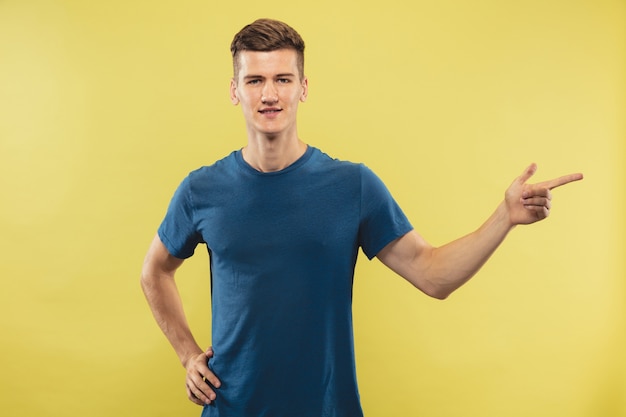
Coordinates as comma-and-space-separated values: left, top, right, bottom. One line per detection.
230, 19, 305, 81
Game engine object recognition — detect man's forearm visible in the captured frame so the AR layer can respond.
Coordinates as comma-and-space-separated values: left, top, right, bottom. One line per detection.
141, 272, 203, 367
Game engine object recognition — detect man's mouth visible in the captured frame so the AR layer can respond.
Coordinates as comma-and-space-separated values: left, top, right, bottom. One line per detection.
259, 108, 282, 114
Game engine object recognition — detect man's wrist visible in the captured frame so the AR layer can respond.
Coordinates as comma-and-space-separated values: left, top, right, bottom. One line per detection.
179, 347, 204, 369
496, 200, 516, 232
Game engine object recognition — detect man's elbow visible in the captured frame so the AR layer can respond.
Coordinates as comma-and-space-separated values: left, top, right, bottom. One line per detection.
417, 281, 453, 300
140, 265, 159, 295
140, 271, 151, 294
427, 288, 452, 300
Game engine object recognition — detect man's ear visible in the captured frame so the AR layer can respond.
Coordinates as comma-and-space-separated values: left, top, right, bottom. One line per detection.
300, 77, 309, 102
230, 78, 240, 105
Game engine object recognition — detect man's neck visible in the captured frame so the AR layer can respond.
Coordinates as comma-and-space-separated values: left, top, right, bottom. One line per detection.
242, 133, 307, 173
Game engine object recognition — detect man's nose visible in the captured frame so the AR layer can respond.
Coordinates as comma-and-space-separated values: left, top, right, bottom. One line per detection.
261, 82, 278, 104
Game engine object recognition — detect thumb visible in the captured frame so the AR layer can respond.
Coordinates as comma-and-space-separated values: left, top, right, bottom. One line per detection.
517, 163, 537, 185
205, 346, 214, 358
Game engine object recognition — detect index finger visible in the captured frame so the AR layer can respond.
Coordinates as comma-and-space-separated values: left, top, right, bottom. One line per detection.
543, 172, 584, 190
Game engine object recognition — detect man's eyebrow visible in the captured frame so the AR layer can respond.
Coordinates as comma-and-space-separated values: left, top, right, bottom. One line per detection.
243, 73, 296, 79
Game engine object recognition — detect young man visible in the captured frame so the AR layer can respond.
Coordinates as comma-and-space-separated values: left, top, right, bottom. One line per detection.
141, 19, 583, 417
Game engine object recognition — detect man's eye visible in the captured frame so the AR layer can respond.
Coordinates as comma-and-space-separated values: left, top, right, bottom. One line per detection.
247, 79, 261, 85
277, 78, 290, 84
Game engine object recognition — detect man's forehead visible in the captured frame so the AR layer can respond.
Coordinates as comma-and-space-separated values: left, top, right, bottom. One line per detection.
239, 49, 298, 67
237, 49, 298, 77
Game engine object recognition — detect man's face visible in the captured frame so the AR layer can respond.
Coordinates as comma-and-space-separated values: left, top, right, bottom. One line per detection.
230, 49, 308, 138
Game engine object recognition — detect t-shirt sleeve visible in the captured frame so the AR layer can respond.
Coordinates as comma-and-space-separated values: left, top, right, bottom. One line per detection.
157, 175, 203, 259
358, 164, 413, 260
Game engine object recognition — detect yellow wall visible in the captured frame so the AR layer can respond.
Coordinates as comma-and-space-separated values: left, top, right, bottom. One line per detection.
1, 1, 623, 416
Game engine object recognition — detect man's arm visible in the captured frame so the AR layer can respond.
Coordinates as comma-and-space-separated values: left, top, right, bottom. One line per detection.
377, 164, 583, 299
140, 234, 221, 405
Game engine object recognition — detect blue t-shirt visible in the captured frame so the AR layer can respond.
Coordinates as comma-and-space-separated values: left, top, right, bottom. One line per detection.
158, 146, 413, 417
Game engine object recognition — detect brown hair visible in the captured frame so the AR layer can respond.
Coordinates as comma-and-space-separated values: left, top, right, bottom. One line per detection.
230, 19, 305, 79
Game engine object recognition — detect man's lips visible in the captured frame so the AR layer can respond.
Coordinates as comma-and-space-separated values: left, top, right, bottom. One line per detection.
259, 107, 282, 114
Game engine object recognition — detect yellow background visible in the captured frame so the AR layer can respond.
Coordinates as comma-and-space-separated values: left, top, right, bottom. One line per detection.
1, 0, 624, 416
